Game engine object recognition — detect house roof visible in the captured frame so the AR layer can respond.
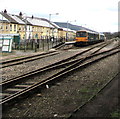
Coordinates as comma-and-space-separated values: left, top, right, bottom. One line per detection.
54, 22, 99, 33
26, 17, 55, 28
17, 15, 32, 25
41, 18, 60, 29
0, 12, 32, 25
0, 12, 18, 24
9, 14, 25, 25
0, 19, 9, 23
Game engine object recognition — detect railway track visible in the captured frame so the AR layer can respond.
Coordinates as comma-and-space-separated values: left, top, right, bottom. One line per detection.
1, 42, 105, 69
1, 51, 59, 68
1, 41, 119, 106
0, 41, 112, 69
1, 41, 110, 84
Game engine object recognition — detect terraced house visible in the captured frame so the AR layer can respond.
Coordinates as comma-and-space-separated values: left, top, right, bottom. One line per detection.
0, 10, 33, 40
0, 10, 18, 35
26, 16, 55, 39
0, 10, 60, 40
0, 10, 76, 43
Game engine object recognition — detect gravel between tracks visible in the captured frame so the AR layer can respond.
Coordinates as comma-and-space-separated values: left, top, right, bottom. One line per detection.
3, 51, 119, 118
1, 50, 83, 80
2, 40, 118, 81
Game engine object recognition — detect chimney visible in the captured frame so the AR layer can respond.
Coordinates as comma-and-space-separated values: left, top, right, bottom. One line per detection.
19, 12, 23, 17
4, 9, 7, 13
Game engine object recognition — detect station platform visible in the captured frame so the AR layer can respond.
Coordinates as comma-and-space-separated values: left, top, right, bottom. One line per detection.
65, 41, 76, 45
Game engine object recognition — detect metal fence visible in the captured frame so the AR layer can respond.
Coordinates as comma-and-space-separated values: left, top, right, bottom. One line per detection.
13, 37, 65, 52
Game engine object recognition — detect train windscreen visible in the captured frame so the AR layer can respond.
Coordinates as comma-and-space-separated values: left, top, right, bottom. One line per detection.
76, 32, 86, 37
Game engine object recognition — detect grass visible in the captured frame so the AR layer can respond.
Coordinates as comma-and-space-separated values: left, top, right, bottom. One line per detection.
0, 52, 15, 56
110, 109, 120, 117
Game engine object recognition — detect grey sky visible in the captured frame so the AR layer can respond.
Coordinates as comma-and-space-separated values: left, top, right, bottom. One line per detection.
0, 0, 119, 32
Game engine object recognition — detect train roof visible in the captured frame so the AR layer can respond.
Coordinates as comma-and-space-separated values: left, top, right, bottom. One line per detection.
76, 30, 99, 34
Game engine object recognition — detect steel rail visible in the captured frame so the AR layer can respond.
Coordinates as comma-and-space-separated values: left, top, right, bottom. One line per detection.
1, 45, 119, 105
1, 42, 108, 87
1, 42, 108, 69
1, 51, 59, 68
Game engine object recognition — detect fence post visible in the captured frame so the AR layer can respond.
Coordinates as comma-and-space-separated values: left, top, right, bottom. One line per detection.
39, 39, 41, 51
55, 37, 57, 45
51, 37, 53, 48
31, 40, 34, 50
18, 42, 20, 50
24, 40, 26, 52
26, 42, 28, 50
47, 36, 49, 50
42, 38, 44, 51
34, 39, 37, 52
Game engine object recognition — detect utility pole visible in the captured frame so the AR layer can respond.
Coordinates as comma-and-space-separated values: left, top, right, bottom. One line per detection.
22, 13, 27, 52
49, 13, 59, 50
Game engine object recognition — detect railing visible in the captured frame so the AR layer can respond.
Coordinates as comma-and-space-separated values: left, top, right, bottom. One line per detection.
13, 37, 66, 52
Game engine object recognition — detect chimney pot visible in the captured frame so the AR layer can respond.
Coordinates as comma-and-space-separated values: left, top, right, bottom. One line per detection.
19, 12, 22, 16
4, 9, 7, 13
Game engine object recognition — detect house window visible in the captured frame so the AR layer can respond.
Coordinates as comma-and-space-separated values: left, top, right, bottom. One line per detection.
19, 26, 21, 31
14, 25, 16, 31
10, 24, 12, 31
29, 26, 30, 31
6, 24, 8, 31
0, 24, 3, 31
32, 27, 34, 31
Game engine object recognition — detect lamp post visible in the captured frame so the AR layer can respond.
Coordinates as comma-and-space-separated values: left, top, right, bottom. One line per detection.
48, 13, 59, 49
22, 13, 27, 52
66, 20, 76, 41
49, 13, 59, 37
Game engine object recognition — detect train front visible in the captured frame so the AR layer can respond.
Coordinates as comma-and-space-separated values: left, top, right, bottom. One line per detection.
75, 31, 88, 45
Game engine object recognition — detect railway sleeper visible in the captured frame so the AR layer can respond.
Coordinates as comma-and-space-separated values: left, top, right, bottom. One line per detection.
14, 84, 30, 88
5, 88, 22, 92
0, 93, 10, 99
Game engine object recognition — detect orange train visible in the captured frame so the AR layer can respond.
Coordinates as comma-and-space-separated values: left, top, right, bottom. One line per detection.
75, 30, 105, 45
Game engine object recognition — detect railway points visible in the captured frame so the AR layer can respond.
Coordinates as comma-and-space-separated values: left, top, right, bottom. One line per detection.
1, 39, 120, 118
0, 7, 119, 119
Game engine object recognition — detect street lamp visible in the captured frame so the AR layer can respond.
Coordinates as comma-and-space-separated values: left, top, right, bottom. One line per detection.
22, 13, 28, 51
22, 13, 27, 39
48, 13, 59, 49
67, 20, 76, 41
49, 13, 59, 38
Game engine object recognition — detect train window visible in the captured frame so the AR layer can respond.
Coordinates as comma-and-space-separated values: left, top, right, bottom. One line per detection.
88, 33, 94, 40
76, 32, 86, 37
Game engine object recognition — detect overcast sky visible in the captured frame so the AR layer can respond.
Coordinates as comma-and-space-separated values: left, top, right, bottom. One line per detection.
0, 0, 119, 32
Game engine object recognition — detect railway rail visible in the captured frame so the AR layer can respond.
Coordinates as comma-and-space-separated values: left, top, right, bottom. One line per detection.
1, 51, 59, 68
1, 42, 104, 69
0, 40, 113, 69
1, 41, 119, 106
1, 41, 110, 84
